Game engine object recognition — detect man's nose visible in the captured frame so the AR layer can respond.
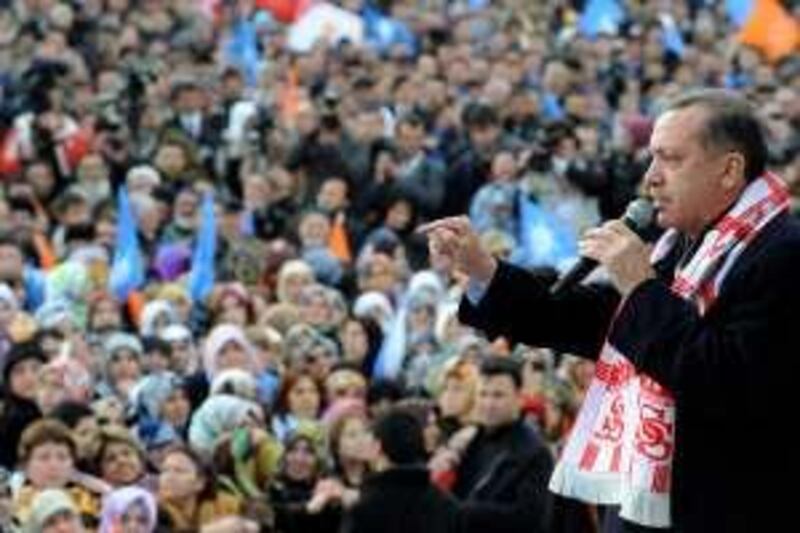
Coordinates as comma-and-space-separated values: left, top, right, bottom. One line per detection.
643, 160, 662, 188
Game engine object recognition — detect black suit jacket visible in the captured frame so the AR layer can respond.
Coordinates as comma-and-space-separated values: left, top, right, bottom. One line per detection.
341, 466, 462, 533
459, 212, 800, 533
454, 419, 554, 533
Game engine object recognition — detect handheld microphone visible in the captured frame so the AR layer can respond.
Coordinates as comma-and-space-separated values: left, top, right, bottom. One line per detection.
549, 199, 657, 295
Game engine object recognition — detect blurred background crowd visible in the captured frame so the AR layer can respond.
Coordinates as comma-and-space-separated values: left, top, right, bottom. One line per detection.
0, 0, 797, 531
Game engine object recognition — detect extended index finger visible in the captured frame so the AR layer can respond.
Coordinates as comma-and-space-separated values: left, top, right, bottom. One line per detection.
416, 216, 471, 236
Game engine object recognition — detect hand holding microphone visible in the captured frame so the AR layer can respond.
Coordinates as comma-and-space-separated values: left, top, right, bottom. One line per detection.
552, 199, 658, 297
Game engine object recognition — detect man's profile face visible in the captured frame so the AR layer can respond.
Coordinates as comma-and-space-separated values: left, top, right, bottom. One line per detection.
476, 374, 520, 430
644, 106, 745, 237
397, 123, 425, 156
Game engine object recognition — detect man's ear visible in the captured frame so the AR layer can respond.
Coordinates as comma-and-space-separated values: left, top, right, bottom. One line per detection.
721, 152, 747, 190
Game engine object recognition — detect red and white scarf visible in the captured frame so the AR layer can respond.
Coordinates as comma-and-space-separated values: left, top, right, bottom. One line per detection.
549, 173, 790, 527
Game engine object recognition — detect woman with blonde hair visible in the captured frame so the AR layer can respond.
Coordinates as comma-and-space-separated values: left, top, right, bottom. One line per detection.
276, 260, 315, 305
435, 356, 479, 439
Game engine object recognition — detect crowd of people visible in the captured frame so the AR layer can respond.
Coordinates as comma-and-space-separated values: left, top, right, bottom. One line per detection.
0, 0, 798, 532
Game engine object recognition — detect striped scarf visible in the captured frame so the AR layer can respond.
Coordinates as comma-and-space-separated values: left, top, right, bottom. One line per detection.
549, 173, 790, 527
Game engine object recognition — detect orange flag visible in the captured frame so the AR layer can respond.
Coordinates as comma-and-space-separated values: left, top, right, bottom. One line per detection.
738, 0, 800, 63
127, 290, 146, 327
329, 212, 352, 264
32, 233, 57, 271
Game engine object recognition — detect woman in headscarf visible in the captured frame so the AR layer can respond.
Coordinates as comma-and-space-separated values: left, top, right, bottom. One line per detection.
44, 261, 92, 330
212, 425, 283, 530
352, 291, 394, 332
98, 333, 144, 401
157, 324, 198, 376
157, 445, 241, 532
129, 372, 191, 465
296, 284, 347, 336
23, 488, 85, 533
271, 427, 338, 533
139, 300, 179, 339
202, 324, 257, 381
188, 394, 265, 459
202, 324, 274, 406
0, 342, 45, 469
153, 284, 193, 328
98, 486, 157, 533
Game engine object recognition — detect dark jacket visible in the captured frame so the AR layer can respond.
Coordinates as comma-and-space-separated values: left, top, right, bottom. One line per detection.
341, 466, 462, 533
271, 478, 340, 533
0, 395, 41, 469
453, 419, 554, 533
459, 212, 800, 533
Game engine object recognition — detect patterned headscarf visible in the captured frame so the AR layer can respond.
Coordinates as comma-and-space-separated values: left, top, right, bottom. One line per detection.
98, 486, 157, 533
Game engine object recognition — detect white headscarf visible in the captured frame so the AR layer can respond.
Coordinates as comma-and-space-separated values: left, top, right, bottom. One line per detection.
188, 393, 262, 456
139, 300, 179, 337
202, 324, 257, 380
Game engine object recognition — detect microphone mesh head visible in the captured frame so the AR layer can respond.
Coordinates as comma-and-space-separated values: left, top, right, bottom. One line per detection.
624, 198, 656, 231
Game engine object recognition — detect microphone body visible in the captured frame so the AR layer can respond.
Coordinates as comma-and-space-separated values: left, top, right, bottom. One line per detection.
550, 199, 656, 295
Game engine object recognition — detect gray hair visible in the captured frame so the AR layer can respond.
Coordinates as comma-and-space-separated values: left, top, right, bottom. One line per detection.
663, 89, 768, 182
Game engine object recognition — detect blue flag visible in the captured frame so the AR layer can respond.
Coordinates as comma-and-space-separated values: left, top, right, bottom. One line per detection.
362, 3, 418, 56
224, 18, 262, 87
468, 0, 490, 10
187, 191, 217, 304
660, 14, 685, 57
109, 187, 145, 301
515, 195, 579, 272
579, 0, 625, 38
726, 0, 754, 27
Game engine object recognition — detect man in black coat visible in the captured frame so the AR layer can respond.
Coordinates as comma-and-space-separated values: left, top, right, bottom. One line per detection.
420, 89, 800, 533
340, 408, 462, 533
445, 357, 554, 533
